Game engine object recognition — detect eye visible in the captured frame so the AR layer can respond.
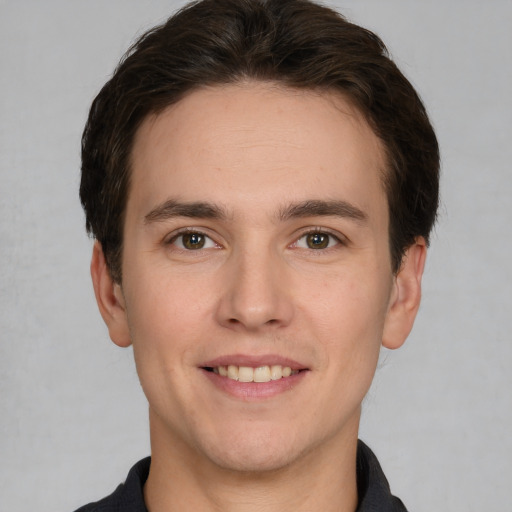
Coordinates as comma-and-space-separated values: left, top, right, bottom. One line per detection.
295, 231, 340, 250
169, 231, 217, 250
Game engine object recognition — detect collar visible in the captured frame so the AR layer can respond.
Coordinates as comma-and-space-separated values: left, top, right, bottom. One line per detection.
356, 440, 408, 511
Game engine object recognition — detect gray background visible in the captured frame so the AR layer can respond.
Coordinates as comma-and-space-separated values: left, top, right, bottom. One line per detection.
1, 1, 510, 510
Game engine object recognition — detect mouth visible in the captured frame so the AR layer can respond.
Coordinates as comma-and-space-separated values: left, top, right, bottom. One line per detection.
200, 355, 309, 399
202, 364, 301, 383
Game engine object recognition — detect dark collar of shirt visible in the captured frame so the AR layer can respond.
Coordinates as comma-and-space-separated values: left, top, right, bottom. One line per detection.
73, 440, 407, 512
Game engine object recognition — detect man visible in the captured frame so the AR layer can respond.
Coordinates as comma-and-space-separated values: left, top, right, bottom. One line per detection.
76, 0, 439, 510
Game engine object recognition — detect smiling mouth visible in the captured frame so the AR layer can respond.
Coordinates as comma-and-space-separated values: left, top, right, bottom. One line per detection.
203, 365, 301, 383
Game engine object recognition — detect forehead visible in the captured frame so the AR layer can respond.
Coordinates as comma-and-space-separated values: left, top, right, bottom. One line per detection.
128, 82, 388, 221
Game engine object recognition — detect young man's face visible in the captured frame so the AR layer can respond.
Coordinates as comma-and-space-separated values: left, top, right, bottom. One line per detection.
93, 82, 424, 473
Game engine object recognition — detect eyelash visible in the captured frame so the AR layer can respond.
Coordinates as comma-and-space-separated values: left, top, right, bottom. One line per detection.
165, 227, 345, 253
165, 228, 218, 251
293, 228, 344, 251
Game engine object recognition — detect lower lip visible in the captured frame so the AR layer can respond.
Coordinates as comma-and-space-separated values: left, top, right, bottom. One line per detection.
201, 369, 308, 400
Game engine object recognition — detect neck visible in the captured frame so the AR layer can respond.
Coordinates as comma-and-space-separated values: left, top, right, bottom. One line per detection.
144, 409, 360, 512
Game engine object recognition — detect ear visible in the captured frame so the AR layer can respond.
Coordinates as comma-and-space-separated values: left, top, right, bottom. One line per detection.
382, 237, 427, 350
90, 241, 132, 347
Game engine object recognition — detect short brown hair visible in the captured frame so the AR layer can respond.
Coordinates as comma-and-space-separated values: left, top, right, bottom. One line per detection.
80, 0, 439, 282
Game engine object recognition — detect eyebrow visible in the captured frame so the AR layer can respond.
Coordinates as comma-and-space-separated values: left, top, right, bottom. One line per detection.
144, 199, 229, 224
278, 199, 368, 223
144, 198, 368, 225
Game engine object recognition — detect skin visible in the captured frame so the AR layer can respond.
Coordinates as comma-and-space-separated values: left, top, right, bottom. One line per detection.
91, 82, 426, 512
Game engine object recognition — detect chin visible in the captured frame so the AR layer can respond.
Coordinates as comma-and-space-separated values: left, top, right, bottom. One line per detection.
198, 426, 312, 474
207, 446, 299, 474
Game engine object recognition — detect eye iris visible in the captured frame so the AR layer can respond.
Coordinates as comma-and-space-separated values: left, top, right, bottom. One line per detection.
182, 233, 205, 249
307, 233, 329, 249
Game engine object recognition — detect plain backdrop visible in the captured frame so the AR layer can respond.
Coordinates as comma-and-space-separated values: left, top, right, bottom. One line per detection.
1, 1, 511, 511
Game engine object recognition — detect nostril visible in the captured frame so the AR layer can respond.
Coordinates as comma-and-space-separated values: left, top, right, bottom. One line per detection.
227, 317, 279, 327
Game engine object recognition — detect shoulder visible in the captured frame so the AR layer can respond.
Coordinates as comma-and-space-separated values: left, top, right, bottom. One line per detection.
72, 457, 151, 512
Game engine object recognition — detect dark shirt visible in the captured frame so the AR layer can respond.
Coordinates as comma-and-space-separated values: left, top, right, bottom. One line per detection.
74, 440, 407, 511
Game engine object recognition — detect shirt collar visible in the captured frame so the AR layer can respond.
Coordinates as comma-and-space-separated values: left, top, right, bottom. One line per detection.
356, 440, 408, 511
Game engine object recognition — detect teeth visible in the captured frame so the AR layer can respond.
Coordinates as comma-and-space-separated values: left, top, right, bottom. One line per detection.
238, 366, 254, 382
270, 365, 282, 380
254, 366, 271, 382
212, 365, 298, 383
227, 365, 239, 380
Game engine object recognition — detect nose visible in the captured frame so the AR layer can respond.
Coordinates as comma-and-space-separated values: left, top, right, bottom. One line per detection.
215, 247, 294, 332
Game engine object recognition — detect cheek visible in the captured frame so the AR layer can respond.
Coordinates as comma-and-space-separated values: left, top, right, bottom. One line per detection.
300, 267, 389, 335
297, 268, 389, 379
125, 256, 212, 326
123, 270, 211, 376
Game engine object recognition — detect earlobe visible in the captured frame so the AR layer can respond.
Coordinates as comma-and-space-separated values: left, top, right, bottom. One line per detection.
90, 241, 132, 347
382, 238, 427, 350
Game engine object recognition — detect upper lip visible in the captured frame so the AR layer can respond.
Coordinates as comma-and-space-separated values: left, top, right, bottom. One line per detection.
201, 354, 308, 371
